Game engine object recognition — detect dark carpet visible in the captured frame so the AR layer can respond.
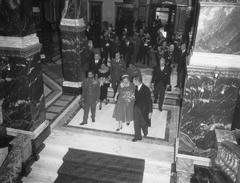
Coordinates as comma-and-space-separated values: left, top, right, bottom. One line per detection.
54, 148, 145, 183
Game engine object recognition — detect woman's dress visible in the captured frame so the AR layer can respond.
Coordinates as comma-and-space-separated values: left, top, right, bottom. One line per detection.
112, 82, 135, 122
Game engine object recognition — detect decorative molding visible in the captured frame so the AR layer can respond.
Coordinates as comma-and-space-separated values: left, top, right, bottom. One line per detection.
187, 66, 240, 78
0, 44, 41, 58
63, 81, 82, 88
60, 18, 86, 27
176, 153, 212, 167
0, 34, 41, 57
0, 34, 39, 49
187, 52, 240, 78
200, 0, 240, 5
6, 120, 49, 140
189, 52, 240, 69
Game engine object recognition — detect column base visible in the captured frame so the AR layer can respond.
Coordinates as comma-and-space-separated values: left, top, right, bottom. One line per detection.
62, 81, 82, 95
6, 120, 51, 178
6, 120, 50, 159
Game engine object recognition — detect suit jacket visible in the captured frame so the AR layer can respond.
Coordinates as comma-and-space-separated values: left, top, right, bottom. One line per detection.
177, 50, 187, 73
110, 58, 126, 82
135, 84, 153, 121
82, 47, 94, 71
151, 65, 170, 86
166, 50, 178, 65
82, 78, 100, 103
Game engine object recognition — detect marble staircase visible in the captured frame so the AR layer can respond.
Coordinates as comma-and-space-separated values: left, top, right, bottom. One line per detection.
22, 129, 174, 183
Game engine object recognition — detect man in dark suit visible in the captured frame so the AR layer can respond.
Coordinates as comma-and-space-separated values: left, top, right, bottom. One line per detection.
80, 70, 100, 125
110, 52, 126, 95
151, 56, 170, 111
122, 38, 134, 68
132, 75, 153, 142
102, 35, 112, 62
82, 40, 94, 77
166, 44, 178, 91
176, 42, 187, 89
90, 52, 102, 76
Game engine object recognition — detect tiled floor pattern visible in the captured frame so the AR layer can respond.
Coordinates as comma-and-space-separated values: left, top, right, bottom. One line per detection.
42, 63, 76, 125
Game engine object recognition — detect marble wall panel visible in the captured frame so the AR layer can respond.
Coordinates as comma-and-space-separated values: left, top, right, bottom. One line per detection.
61, 30, 87, 82
179, 68, 240, 157
0, 0, 35, 36
195, 5, 240, 55
62, 0, 88, 19
1, 53, 46, 131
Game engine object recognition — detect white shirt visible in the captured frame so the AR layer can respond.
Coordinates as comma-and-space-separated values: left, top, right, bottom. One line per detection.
138, 83, 143, 91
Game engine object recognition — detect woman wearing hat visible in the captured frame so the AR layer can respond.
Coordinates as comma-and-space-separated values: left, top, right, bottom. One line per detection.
112, 74, 135, 131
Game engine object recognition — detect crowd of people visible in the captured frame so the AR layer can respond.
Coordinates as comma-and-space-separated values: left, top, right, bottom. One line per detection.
80, 18, 189, 141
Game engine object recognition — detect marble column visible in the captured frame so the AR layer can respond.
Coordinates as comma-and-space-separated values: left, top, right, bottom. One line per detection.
0, 99, 2, 125
178, 2, 240, 157
0, 0, 50, 158
60, 0, 88, 95
0, 80, 3, 125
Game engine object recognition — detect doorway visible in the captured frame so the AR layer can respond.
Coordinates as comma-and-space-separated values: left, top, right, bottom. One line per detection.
115, 4, 135, 37
89, 1, 102, 47
150, 4, 176, 42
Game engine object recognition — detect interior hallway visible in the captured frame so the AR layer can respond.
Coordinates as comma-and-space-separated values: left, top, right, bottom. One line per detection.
20, 61, 178, 183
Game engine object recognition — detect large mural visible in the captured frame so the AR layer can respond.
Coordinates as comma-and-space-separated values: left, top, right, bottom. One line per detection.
195, 5, 240, 55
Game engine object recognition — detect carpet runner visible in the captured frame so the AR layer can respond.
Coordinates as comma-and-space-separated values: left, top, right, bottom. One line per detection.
54, 148, 145, 183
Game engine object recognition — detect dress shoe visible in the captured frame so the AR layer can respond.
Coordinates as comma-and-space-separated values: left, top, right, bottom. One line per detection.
105, 99, 109, 105
167, 85, 172, 91
116, 127, 122, 131
80, 122, 87, 125
132, 138, 142, 142
159, 107, 162, 112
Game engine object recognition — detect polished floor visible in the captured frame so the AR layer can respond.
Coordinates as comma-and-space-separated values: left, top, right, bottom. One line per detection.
67, 67, 178, 140
68, 103, 168, 139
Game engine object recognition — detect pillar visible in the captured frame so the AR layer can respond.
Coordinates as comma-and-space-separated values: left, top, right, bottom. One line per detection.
178, 1, 240, 157
60, 0, 88, 95
0, 0, 50, 159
